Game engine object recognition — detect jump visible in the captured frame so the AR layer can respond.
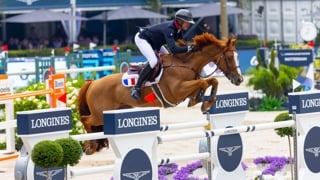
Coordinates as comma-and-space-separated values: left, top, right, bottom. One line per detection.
77, 32, 243, 154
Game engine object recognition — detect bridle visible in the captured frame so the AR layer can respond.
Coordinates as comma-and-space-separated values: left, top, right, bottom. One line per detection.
217, 51, 239, 71
162, 46, 240, 79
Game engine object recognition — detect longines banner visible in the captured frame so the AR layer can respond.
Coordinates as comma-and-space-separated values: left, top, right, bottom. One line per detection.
17, 108, 72, 135
289, 92, 320, 114
206, 92, 249, 114
104, 108, 160, 135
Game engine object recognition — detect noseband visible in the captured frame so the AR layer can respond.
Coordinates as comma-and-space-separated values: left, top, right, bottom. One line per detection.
201, 49, 240, 79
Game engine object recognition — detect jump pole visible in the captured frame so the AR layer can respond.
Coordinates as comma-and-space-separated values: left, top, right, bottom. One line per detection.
0, 73, 67, 107
0, 74, 15, 154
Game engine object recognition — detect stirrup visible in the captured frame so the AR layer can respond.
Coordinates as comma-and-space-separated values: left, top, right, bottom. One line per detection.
130, 87, 141, 100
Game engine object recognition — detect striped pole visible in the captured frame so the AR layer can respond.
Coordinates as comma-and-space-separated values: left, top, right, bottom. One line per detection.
158, 120, 294, 143
160, 121, 208, 132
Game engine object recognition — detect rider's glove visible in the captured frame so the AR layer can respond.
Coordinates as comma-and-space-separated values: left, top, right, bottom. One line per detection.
188, 45, 199, 52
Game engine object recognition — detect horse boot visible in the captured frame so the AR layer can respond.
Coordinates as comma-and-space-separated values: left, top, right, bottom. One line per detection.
130, 63, 152, 100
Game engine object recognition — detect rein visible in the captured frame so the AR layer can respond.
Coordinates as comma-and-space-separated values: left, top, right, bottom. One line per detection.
162, 53, 200, 79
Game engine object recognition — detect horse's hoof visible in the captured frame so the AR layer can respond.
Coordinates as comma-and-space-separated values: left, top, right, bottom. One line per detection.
84, 147, 95, 155
201, 103, 207, 112
188, 99, 197, 107
201, 102, 211, 112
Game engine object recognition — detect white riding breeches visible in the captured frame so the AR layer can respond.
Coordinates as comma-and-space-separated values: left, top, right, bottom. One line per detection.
135, 32, 159, 68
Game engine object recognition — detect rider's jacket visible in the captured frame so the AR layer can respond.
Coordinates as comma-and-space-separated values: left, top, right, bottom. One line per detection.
138, 20, 189, 53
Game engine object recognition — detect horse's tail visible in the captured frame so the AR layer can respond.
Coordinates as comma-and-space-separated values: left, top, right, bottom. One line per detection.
77, 81, 92, 116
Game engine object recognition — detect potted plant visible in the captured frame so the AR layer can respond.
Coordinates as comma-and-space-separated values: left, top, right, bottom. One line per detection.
31, 138, 82, 180
55, 137, 83, 179
31, 140, 63, 180
274, 112, 294, 180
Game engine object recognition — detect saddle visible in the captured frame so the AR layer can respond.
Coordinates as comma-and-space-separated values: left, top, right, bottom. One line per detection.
121, 61, 163, 87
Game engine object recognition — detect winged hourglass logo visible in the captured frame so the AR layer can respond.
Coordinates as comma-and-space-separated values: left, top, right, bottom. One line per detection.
36, 169, 63, 180
122, 170, 150, 180
305, 147, 320, 157
16, 0, 40, 5
219, 146, 242, 156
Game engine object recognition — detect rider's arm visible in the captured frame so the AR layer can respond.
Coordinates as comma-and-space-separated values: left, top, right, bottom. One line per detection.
164, 30, 188, 54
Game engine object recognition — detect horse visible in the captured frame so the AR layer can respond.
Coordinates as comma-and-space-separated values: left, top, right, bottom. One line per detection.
77, 32, 243, 155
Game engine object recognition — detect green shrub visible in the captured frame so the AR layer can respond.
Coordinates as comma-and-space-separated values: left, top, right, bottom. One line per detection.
55, 138, 82, 167
274, 112, 293, 137
31, 140, 63, 168
258, 96, 287, 111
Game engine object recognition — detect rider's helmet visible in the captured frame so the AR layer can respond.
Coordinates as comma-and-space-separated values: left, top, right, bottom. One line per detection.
175, 9, 195, 24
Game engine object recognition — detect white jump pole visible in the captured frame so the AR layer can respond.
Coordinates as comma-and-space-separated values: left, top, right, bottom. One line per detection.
158, 120, 294, 143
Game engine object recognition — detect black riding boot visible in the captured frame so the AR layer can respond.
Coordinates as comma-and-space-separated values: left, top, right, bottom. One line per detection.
130, 63, 153, 100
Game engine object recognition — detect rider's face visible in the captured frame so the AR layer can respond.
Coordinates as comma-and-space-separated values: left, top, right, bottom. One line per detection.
181, 21, 191, 30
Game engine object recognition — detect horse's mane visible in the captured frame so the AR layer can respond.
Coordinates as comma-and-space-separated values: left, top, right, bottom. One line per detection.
192, 33, 226, 48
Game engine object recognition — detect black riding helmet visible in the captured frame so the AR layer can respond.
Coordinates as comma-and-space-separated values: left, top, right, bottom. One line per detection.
175, 9, 195, 24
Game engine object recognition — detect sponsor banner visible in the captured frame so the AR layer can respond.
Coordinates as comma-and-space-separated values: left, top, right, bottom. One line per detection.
103, 108, 160, 135
17, 108, 72, 135
206, 92, 249, 114
289, 92, 320, 114
278, 49, 313, 67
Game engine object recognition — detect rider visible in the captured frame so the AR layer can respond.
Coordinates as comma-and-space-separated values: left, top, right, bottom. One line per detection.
130, 9, 198, 100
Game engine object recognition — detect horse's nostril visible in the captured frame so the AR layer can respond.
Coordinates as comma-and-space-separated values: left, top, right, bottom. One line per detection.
239, 76, 244, 83
237, 76, 243, 84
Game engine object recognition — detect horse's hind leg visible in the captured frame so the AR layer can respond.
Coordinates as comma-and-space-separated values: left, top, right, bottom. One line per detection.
93, 125, 109, 152
81, 116, 103, 155
201, 78, 219, 112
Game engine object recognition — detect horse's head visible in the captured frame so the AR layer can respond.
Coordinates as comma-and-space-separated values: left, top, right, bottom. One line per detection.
193, 33, 243, 86
217, 38, 243, 85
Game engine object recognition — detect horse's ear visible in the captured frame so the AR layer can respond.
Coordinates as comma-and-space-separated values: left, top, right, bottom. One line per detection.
228, 38, 237, 47
231, 38, 237, 46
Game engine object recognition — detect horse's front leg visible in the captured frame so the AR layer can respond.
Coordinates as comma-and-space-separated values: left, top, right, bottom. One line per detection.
178, 79, 210, 102
201, 78, 219, 112
187, 83, 209, 107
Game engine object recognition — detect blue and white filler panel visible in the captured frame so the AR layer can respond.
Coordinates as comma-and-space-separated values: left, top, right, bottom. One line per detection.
103, 107, 160, 180
289, 91, 320, 180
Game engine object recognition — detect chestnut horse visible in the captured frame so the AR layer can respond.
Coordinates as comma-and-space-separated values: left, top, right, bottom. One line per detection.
77, 33, 243, 154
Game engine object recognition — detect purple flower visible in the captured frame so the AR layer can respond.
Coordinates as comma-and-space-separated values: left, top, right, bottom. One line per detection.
253, 157, 267, 164
158, 163, 179, 180
241, 162, 248, 171
173, 161, 208, 180
254, 156, 293, 177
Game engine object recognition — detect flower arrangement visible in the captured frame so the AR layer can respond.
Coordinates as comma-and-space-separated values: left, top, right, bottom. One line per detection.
111, 160, 249, 179
253, 156, 293, 179
158, 161, 208, 180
